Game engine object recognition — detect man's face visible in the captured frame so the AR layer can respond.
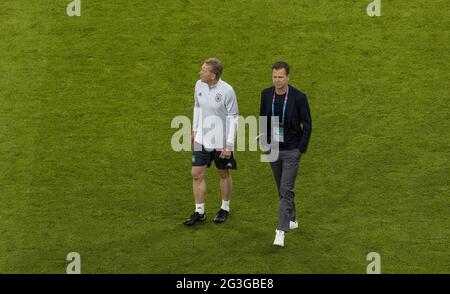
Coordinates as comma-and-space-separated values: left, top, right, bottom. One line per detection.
199, 63, 215, 83
272, 68, 290, 90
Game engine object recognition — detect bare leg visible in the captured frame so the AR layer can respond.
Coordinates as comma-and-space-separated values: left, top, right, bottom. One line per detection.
192, 166, 207, 203
218, 169, 232, 201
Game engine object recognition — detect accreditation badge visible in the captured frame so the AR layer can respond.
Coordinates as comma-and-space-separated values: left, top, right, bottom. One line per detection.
273, 125, 285, 143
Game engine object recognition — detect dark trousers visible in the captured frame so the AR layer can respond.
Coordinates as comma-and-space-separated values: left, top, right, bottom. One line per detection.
269, 149, 301, 232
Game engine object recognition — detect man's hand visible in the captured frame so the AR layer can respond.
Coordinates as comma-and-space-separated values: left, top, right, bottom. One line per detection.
191, 132, 196, 145
219, 147, 232, 159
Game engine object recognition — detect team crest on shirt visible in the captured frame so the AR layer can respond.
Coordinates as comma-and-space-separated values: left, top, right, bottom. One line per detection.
215, 93, 223, 103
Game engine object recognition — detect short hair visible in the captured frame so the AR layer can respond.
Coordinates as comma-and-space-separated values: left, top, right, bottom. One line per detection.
272, 61, 290, 75
204, 58, 223, 79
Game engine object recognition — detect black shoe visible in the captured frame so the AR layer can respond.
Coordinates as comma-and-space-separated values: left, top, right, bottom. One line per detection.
213, 209, 229, 223
183, 212, 206, 226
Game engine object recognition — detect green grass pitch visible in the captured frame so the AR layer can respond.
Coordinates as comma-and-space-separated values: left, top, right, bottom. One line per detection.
0, 0, 448, 273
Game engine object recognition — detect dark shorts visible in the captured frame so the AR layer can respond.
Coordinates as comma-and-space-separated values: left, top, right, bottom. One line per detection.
192, 144, 237, 170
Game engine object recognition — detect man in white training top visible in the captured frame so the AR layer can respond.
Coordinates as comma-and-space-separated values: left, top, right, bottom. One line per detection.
183, 58, 239, 226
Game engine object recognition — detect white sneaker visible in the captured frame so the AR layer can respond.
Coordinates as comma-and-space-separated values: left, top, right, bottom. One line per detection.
290, 220, 299, 230
273, 229, 285, 247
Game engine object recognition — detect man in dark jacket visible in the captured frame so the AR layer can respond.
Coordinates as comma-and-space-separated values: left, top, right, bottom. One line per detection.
259, 61, 312, 247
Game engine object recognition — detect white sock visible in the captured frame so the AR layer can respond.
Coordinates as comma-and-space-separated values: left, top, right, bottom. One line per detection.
221, 200, 230, 212
195, 203, 205, 215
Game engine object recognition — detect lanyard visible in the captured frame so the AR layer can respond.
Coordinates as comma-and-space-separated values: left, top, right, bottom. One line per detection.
272, 87, 289, 125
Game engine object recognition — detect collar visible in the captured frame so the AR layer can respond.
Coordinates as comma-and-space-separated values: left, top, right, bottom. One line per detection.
208, 79, 221, 90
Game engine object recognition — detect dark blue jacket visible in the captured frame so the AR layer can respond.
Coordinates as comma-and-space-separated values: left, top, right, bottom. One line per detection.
260, 85, 312, 153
